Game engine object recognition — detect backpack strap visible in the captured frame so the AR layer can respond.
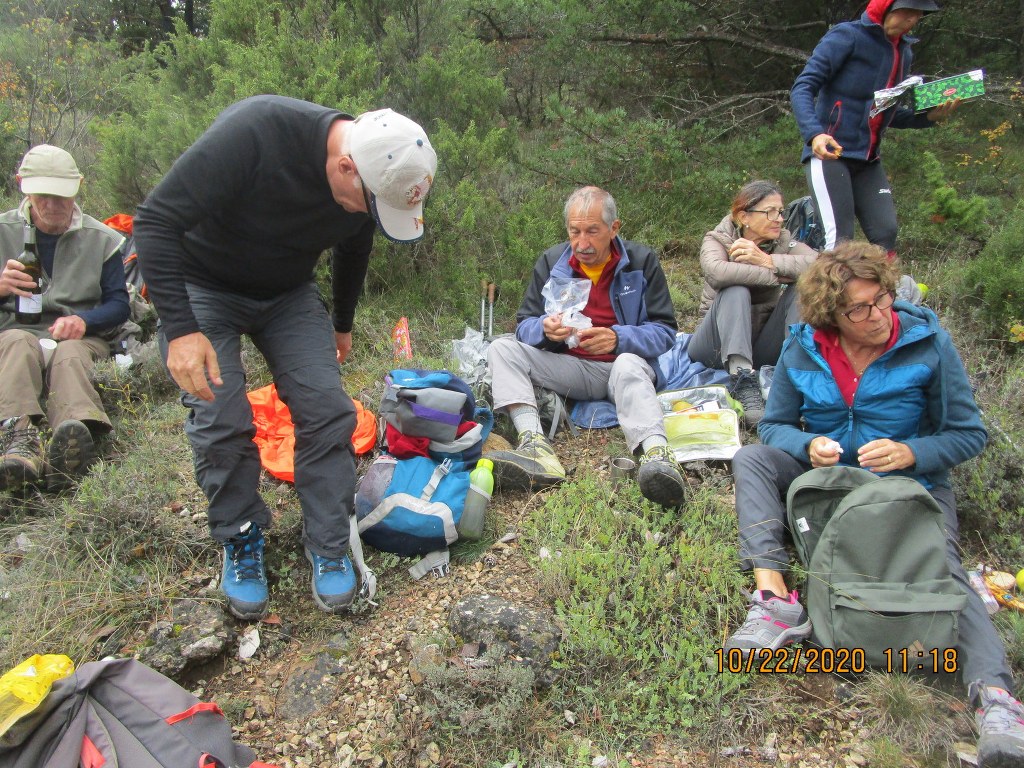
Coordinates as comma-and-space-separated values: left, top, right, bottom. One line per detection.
420, 459, 452, 500
347, 513, 378, 603
408, 549, 450, 580
547, 391, 579, 440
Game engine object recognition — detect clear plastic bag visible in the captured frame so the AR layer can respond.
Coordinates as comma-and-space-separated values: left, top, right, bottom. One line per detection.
0, 654, 75, 736
451, 326, 490, 391
657, 385, 742, 461
542, 277, 592, 348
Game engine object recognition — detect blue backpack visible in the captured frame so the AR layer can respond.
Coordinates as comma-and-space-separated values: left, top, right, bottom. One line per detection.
355, 370, 492, 578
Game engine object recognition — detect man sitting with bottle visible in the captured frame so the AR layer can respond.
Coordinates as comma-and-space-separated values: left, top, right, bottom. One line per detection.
0, 145, 129, 492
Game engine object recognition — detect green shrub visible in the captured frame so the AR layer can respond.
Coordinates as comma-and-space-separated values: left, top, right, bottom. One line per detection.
0, 402, 203, 671
523, 473, 748, 736
916, 151, 989, 237
955, 199, 1024, 339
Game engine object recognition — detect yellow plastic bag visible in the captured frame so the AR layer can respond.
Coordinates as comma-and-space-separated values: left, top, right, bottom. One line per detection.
0, 654, 75, 736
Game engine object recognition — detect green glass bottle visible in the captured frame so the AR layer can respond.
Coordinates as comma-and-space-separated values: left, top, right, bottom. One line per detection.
15, 223, 42, 325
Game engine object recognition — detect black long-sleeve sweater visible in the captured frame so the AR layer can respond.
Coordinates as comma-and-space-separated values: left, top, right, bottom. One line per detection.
134, 95, 376, 341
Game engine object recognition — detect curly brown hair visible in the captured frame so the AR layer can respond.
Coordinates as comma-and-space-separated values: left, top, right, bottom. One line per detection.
797, 241, 900, 330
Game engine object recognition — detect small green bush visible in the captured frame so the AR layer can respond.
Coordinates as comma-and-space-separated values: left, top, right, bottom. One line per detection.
523, 473, 748, 736
954, 199, 1024, 337
916, 151, 989, 237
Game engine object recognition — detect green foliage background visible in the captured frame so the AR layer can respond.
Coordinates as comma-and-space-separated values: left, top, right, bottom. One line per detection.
3, 0, 1024, 763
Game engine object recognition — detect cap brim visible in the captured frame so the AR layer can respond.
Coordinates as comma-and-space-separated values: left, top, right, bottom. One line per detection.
21, 177, 80, 197
369, 194, 425, 243
891, 0, 940, 11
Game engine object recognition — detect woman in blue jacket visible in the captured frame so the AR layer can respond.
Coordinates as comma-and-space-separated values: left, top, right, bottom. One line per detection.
790, 0, 956, 255
723, 242, 1023, 768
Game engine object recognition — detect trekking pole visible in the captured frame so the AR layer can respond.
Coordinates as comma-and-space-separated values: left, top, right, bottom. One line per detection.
479, 279, 487, 336
487, 282, 496, 337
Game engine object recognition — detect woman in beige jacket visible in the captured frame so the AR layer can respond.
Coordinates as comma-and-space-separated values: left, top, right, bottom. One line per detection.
689, 180, 817, 427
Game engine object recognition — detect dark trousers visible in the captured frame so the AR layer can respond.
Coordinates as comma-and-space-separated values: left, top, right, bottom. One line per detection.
806, 156, 898, 252
160, 281, 356, 558
733, 443, 1015, 694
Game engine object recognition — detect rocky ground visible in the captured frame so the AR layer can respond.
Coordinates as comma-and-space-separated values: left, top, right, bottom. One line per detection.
130, 433, 981, 768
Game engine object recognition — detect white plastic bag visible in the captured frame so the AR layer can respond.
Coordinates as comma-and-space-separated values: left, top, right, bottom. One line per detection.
451, 327, 490, 390
542, 277, 592, 348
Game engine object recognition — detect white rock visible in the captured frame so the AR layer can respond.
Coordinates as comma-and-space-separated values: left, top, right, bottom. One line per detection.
238, 627, 260, 660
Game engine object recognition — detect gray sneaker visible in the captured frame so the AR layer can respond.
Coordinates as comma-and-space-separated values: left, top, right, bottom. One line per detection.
486, 431, 565, 491
637, 445, 687, 507
976, 686, 1024, 768
730, 368, 766, 429
725, 589, 812, 652
0, 416, 43, 492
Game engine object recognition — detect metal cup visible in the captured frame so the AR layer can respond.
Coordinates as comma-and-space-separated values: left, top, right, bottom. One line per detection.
609, 457, 636, 491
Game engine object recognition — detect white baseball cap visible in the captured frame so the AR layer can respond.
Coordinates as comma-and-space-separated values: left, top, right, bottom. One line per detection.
350, 109, 437, 243
18, 144, 83, 198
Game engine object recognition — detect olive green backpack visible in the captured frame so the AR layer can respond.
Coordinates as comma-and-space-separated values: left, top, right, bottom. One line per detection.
786, 466, 967, 668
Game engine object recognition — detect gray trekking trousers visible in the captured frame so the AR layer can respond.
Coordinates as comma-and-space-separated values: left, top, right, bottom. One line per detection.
689, 284, 799, 371
487, 336, 665, 453
159, 281, 355, 559
732, 443, 1015, 695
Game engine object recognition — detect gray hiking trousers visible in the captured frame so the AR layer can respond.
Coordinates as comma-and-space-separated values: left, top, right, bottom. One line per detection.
732, 443, 1015, 694
487, 336, 665, 453
689, 284, 799, 371
160, 281, 355, 559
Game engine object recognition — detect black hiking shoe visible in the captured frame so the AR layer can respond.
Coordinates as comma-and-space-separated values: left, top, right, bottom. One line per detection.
46, 419, 98, 491
730, 368, 765, 429
637, 445, 687, 507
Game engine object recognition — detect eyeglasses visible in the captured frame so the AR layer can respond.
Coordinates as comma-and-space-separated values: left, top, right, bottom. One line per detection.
839, 291, 895, 323
746, 206, 785, 222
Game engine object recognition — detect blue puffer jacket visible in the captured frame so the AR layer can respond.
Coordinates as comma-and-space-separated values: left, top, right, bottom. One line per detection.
515, 237, 677, 388
758, 302, 987, 489
790, 6, 933, 163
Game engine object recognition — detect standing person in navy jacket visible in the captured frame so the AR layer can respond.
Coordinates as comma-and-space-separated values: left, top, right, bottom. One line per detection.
485, 186, 685, 507
791, 0, 957, 256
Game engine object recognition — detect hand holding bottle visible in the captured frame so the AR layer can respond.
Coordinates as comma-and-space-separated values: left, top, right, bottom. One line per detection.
0, 259, 37, 298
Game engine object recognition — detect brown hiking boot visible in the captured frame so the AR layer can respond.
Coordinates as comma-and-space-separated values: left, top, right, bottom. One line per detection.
46, 419, 98, 491
0, 416, 44, 492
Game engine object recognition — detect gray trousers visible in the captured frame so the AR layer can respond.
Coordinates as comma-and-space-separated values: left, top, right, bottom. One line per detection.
732, 443, 1014, 693
487, 337, 665, 453
689, 285, 798, 371
0, 329, 111, 430
160, 282, 355, 558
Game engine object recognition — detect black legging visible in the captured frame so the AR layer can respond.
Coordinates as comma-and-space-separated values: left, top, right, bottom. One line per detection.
805, 156, 898, 252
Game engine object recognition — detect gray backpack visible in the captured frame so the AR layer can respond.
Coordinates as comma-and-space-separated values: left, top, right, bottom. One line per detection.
786, 466, 967, 668
0, 658, 276, 768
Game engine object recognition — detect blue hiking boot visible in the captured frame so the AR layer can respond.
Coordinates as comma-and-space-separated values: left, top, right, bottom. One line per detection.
306, 549, 356, 613
221, 522, 268, 620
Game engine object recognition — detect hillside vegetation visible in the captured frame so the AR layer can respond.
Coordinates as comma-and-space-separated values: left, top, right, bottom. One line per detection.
2, 0, 1024, 764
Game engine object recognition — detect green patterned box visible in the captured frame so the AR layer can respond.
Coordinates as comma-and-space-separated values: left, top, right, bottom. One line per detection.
913, 69, 985, 112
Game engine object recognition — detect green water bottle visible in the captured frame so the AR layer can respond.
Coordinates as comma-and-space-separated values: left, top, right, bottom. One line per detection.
457, 458, 493, 540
